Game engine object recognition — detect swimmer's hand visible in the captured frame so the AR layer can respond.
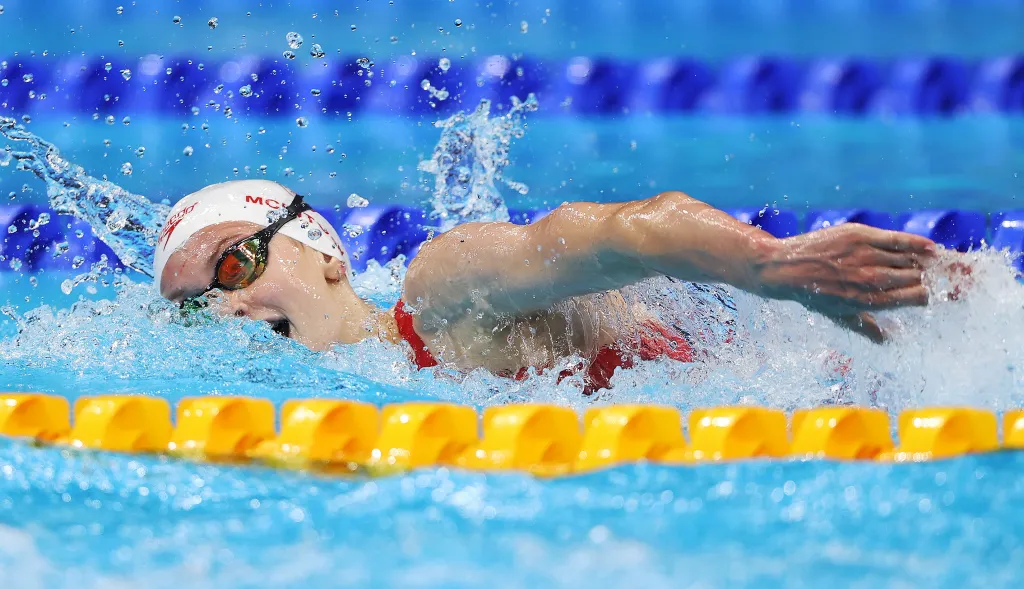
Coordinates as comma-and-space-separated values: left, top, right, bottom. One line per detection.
755, 223, 937, 320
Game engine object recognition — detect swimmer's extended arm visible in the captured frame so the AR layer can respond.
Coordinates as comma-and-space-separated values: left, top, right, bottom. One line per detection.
406, 191, 935, 339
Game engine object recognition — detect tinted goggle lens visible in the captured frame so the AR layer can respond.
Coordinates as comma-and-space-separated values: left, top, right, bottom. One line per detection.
216, 238, 266, 290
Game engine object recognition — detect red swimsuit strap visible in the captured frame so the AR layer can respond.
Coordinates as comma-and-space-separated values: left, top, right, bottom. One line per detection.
394, 299, 439, 369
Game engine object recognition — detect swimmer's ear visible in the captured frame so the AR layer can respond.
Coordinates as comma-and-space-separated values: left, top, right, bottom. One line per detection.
320, 252, 345, 283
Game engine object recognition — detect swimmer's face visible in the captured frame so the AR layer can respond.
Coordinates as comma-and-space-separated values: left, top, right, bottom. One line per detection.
159, 221, 347, 351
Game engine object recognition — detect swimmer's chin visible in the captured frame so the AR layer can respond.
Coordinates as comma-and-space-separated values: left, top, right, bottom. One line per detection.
266, 319, 334, 352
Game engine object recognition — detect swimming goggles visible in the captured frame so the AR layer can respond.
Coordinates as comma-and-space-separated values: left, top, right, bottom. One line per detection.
180, 194, 312, 311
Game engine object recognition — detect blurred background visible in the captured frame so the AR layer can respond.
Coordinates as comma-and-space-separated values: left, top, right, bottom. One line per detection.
1, 0, 1023, 274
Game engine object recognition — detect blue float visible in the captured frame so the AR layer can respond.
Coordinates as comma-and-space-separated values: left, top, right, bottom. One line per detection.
989, 211, 1024, 272
507, 209, 550, 225
728, 208, 801, 238
800, 59, 884, 115
551, 57, 631, 115
969, 56, 1024, 114
900, 210, 986, 251
872, 58, 970, 116
806, 209, 898, 231
146, 59, 213, 114
987, 212, 1024, 274
362, 55, 470, 115
366, 207, 433, 265
628, 58, 714, 113
702, 57, 804, 114
240, 58, 299, 116
55, 57, 136, 114
38, 217, 120, 271
307, 58, 372, 114
470, 56, 553, 109
0, 58, 49, 114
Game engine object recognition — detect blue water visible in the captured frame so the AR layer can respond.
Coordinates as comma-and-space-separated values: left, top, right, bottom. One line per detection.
3, 1, 1024, 587
2, 440, 1022, 589
5, 117, 1024, 213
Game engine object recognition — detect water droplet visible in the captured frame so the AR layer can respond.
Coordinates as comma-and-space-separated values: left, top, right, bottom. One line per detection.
307, 228, 322, 240
342, 223, 363, 238
71, 256, 85, 269
455, 18, 463, 27
172, 15, 182, 25
239, 84, 253, 97
520, 21, 528, 33
295, 116, 309, 128
258, 164, 268, 174
286, 31, 303, 49
283, 167, 294, 176
438, 57, 451, 72
9, 259, 21, 271
250, 73, 259, 82
135, 146, 145, 158
420, 79, 431, 91
347, 193, 369, 208
310, 88, 321, 96
119, 68, 131, 81
326, 145, 335, 154
103, 139, 111, 146
21, 73, 33, 83
282, 50, 296, 60
435, 88, 449, 100
207, 17, 218, 29
183, 146, 194, 156
309, 43, 325, 58
53, 241, 69, 256
20, 115, 30, 124
104, 115, 115, 125
60, 279, 73, 294
120, 162, 132, 175
257, 127, 266, 135
122, 116, 131, 126
6, 225, 15, 234
350, 24, 357, 31
75, 229, 84, 238
356, 57, 372, 70
389, 35, 398, 44
0, 80, 7, 88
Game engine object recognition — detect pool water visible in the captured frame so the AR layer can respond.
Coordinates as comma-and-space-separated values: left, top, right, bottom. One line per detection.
3, 1, 1024, 587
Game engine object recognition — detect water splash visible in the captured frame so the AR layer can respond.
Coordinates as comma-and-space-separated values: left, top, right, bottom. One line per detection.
419, 95, 538, 231
0, 116, 168, 277
1, 103, 1023, 414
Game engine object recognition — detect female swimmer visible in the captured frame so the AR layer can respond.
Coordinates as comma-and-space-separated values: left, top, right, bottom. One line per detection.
154, 180, 936, 393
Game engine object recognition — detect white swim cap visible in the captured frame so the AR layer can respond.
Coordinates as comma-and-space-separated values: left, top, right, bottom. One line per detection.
153, 179, 352, 292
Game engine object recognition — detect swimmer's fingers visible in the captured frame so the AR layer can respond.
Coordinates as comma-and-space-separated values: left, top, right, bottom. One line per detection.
854, 284, 930, 310
865, 249, 928, 270
829, 312, 887, 344
861, 267, 925, 291
863, 226, 936, 255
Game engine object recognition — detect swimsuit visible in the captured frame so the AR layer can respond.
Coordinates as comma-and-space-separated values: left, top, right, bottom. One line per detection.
393, 299, 693, 394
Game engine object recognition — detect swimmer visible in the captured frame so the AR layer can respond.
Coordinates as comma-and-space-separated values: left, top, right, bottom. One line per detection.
154, 180, 937, 393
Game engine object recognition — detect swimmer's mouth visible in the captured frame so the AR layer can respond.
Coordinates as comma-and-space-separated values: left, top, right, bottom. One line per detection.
268, 318, 291, 338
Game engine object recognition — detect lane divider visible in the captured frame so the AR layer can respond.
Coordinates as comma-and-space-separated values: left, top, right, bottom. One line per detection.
0, 394, 1020, 475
